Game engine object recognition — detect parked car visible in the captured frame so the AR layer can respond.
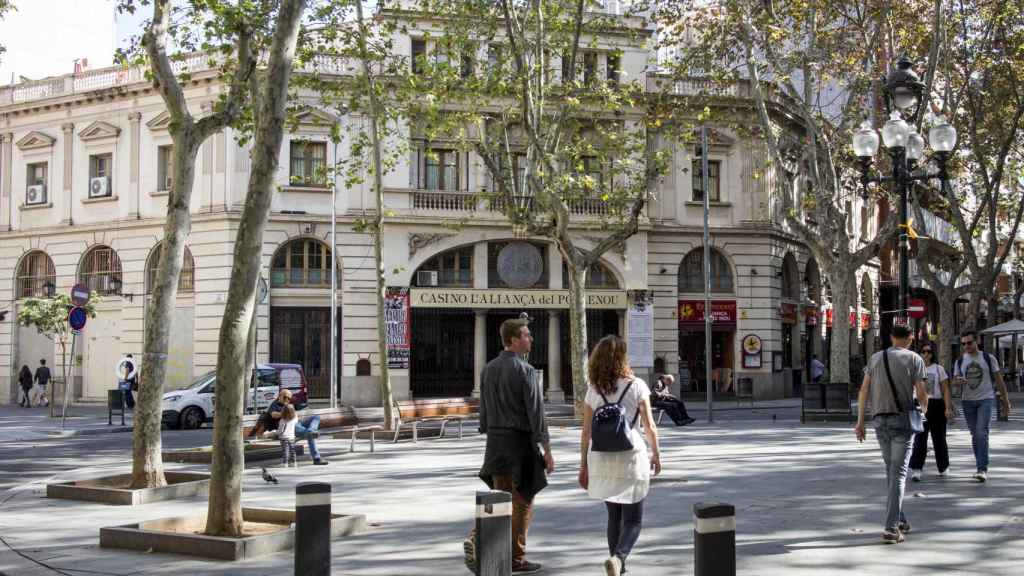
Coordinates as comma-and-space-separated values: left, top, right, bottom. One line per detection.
162, 363, 309, 430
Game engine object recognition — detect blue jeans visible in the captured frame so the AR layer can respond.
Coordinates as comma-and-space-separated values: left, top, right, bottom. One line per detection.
295, 415, 322, 461
606, 500, 644, 569
873, 414, 913, 532
961, 399, 994, 472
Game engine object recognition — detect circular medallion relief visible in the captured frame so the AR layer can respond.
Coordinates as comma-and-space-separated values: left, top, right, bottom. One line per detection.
497, 242, 544, 288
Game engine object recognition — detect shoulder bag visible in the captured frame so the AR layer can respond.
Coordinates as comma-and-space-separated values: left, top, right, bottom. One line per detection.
882, 349, 925, 433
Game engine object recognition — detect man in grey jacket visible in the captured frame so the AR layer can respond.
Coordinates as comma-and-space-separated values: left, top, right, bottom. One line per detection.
854, 324, 929, 544
464, 317, 553, 575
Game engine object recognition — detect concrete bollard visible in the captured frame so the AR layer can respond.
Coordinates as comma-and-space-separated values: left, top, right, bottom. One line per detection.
475, 490, 512, 576
694, 502, 735, 576
295, 482, 332, 576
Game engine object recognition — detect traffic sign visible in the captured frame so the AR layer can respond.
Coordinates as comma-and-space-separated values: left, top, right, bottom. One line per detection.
68, 306, 88, 331
70, 283, 90, 306
908, 298, 927, 319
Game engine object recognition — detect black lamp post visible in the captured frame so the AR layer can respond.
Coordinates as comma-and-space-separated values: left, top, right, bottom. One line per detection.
852, 57, 957, 325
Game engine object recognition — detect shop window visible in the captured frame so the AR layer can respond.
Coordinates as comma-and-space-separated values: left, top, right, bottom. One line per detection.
678, 247, 733, 293
79, 245, 123, 295
146, 243, 195, 294
289, 140, 327, 187
16, 250, 56, 299
415, 246, 473, 287
271, 238, 335, 288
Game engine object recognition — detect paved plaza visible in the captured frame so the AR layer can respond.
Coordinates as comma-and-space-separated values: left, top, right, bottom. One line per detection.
0, 402, 1022, 576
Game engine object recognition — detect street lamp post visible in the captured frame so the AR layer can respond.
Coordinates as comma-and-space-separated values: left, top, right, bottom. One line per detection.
852, 57, 957, 326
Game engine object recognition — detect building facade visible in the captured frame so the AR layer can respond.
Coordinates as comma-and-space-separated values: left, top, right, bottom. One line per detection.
0, 12, 882, 406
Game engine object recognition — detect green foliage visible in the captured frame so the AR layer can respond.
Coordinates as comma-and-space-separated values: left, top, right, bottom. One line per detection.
17, 293, 99, 343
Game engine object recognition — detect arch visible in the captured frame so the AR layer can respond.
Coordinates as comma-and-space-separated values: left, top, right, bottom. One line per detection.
561, 258, 622, 289
270, 237, 338, 288
15, 250, 56, 299
413, 244, 475, 287
781, 252, 799, 300
677, 247, 734, 294
861, 273, 874, 312
146, 243, 195, 294
78, 245, 123, 295
804, 258, 821, 303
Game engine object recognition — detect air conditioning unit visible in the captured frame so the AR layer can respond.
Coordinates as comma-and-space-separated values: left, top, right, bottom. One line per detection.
89, 176, 111, 198
26, 185, 47, 206
417, 270, 439, 287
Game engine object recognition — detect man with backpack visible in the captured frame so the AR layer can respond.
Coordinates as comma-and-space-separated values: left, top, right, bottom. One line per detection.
854, 324, 929, 544
463, 317, 552, 575
953, 330, 1012, 483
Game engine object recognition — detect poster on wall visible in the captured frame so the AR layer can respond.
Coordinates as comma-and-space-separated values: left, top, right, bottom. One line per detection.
628, 290, 655, 368
385, 287, 411, 369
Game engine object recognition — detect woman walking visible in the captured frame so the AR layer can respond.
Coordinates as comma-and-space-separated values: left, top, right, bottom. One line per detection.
578, 335, 661, 576
909, 345, 954, 481
18, 365, 33, 407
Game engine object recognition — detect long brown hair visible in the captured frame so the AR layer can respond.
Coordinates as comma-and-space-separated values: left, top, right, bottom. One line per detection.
587, 335, 633, 395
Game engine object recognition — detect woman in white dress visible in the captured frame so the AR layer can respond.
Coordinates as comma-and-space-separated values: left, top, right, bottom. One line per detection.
578, 335, 662, 576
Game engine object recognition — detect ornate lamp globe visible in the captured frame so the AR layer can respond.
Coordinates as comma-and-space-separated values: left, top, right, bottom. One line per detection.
906, 130, 925, 161
881, 111, 910, 149
928, 118, 957, 153
852, 121, 880, 158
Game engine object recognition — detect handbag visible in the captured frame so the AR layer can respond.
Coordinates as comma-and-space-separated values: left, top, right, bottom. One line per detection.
882, 349, 925, 433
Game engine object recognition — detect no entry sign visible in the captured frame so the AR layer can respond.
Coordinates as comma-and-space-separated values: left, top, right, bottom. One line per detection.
70, 283, 90, 306
68, 306, 88, 331
908, 298, 927, 319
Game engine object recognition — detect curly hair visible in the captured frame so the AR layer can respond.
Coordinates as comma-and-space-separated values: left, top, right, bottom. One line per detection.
587, 335, 633, 396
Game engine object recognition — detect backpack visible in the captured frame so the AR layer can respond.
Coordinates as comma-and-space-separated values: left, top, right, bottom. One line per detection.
591, 379, 640, 453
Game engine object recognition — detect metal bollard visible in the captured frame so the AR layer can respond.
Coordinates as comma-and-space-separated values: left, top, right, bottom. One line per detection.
295, 482, 332, 576
475, 490, 512, 576
694, 502, 735, 576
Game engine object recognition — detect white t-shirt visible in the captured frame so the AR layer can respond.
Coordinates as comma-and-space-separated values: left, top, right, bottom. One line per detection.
923, 363, 949, 399
585, 377, 651, 426
956, 352, 1000, 401
278, 417, 297, 441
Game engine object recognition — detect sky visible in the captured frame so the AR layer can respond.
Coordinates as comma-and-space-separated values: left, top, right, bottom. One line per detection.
0, 0, 147, 84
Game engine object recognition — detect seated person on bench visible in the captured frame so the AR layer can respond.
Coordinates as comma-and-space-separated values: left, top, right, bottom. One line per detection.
653, 374, 696, 426
248, 389, 329, 465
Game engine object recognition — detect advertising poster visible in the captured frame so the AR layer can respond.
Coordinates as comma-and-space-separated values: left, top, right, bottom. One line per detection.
385, 287, 411, 369
628, 290, 655, 368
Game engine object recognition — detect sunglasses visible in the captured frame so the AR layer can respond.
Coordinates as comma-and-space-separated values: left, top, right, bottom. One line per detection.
961, 340, 976, 346
922, 349, 933, 354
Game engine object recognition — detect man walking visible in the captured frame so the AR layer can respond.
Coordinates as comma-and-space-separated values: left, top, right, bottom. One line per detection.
810, 354, 826, 384
854, 324, 928, 544
33, 359, 51, 407
953, 330, 1012, 482
464, 317, 553, 574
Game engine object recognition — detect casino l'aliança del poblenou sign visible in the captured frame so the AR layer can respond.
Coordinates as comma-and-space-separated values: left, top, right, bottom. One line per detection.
410, 288, 628, 310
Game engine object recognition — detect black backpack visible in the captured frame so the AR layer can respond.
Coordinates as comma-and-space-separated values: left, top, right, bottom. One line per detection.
591, 379, 640, 453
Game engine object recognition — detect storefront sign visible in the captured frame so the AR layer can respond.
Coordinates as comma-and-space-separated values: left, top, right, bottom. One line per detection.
678, 300, 737, 325
779, 303, 798, 325
824, 308, 871, 330
385, 288, 411, 369
410, 288, 628, 310
627, 291, 654, 368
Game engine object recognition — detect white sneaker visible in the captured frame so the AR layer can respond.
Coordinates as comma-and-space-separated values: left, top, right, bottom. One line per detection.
910, 469, 922, 482
974, 471, 987, 483
604, 556, 622, 576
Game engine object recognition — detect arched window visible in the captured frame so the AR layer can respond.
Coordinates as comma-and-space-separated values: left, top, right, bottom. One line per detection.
271, 238, 335, 288
804, 258, 821, 303
415, 245, 474, 287
79, 245, 123, 295
678, 247, 733, 293
561, 260, 620, 289
16, 250, 56, 299
781, 253, 799, 300
146, 243, 195, 294
861, 274, 874, 312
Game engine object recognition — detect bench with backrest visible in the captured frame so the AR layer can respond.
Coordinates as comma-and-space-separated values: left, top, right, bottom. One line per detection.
392, 398, 479, 443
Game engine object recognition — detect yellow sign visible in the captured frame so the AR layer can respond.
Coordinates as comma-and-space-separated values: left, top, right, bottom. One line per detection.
410, 288, 628, 310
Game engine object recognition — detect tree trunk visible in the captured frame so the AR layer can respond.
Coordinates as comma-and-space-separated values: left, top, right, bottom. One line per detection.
828, 266, 853, 384
356, 0, 395, 430
566, 261, 589, 417
206, 0, 305, 537
936, 289, 957, 371
131, 134, 198, 489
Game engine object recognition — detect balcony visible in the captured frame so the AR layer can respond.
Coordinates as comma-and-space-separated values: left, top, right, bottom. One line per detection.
407, 189, 611, 217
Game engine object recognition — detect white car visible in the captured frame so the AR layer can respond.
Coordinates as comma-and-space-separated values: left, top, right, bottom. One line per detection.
161, 363, 308, 430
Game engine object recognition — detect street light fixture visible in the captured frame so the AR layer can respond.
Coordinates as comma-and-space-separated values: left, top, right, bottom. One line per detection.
852, 57, 957, 325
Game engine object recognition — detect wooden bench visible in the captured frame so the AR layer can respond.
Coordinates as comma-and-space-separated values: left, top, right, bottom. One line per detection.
392, 398, 479, 443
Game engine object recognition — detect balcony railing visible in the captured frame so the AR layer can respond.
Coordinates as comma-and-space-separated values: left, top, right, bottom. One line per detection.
410, 189, 611, 217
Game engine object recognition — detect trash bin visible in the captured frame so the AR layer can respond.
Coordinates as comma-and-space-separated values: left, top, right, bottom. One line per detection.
108, 389, 126, 426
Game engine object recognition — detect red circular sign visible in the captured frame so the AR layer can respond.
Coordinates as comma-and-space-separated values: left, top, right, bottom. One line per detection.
70, 283, 90, 306
908, 298, 927, 319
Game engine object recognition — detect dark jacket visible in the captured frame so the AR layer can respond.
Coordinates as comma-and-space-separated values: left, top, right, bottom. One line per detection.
478, 351, 549, 445
34, 366, 51, 386
479, 429, 548, 502
19, 368, 33, 389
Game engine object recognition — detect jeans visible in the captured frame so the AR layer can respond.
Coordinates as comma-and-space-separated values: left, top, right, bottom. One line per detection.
910, 398, 949, 473
606, 500, 644, 569
295, 415, 322, 461
467, 474, 535, 565
961, 399, 994, 472
873, 414, 913, 532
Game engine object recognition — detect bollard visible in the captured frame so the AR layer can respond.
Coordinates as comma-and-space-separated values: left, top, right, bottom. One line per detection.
694, 502, 735, 576
295, 482, 332, 576
475, 490, 512, 576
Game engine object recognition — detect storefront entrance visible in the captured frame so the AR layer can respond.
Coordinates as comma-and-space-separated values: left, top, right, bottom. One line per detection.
678, 329, 735, 396
559, 309, 620, 397
270, 307, 338, 400
410, 308, 475, 397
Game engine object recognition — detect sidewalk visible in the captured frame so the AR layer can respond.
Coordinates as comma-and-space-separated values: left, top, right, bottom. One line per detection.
0, 404, 133, 442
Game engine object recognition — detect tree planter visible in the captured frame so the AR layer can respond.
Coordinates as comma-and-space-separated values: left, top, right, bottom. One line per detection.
47, 472, 210, 506
162, 441, 303, 464
99, 507, 366, 560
